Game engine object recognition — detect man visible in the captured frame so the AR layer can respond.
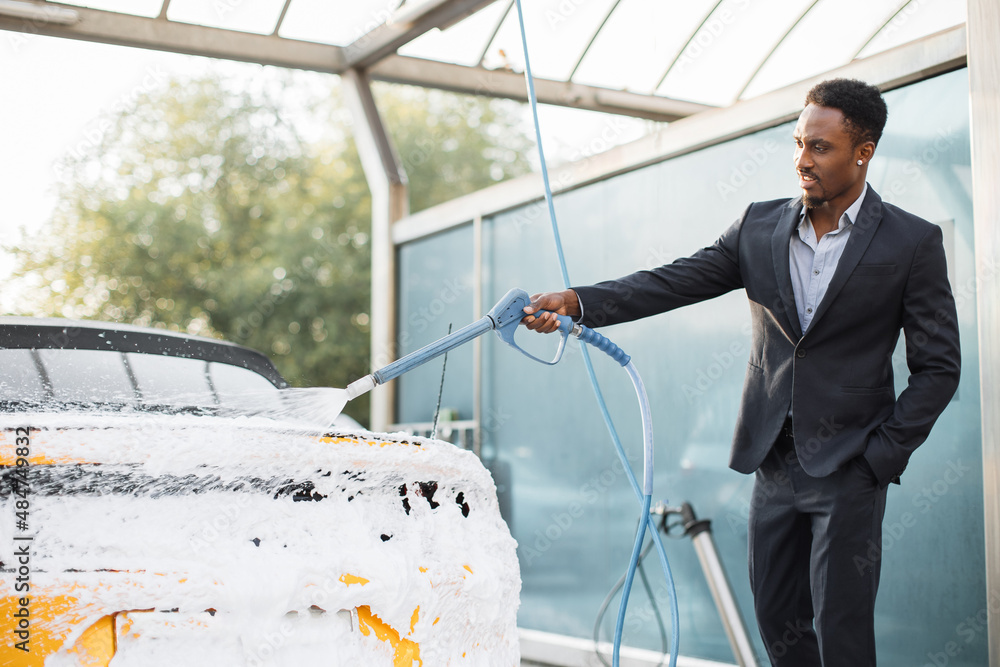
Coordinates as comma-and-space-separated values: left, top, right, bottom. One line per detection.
522, 79, 961, 666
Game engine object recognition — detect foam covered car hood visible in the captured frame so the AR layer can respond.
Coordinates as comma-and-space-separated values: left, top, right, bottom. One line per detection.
0, 413, 520, 666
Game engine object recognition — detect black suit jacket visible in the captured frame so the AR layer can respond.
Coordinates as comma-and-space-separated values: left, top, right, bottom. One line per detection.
574, 187, 961, 487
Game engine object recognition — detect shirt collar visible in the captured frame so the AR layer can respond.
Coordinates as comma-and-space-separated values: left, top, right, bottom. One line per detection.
798, 182, 868, 232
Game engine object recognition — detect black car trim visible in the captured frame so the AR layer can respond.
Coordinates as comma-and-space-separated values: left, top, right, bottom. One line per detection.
0, 322, 287, 388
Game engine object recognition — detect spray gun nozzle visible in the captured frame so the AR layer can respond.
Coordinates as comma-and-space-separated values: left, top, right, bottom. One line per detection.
345, 375, 377, 401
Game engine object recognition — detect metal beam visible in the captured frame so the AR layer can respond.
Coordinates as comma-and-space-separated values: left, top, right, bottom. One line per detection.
567, 0, 622, 82
0, 2, 347, 73
0, 0, 78, 23
475, 0, 511, 66
0, 2, 709, 122
967, 0, 1000, 661
344, 0, 499, 69
272, 0, 293, 36
369, 55, 714, 122
391, 23, 968, 245
341, 68, 409, 433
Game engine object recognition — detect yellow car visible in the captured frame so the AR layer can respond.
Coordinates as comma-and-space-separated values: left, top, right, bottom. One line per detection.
0, 318, 519, 666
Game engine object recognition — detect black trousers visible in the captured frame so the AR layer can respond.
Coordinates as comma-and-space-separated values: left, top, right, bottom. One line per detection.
748, 423, 888, 666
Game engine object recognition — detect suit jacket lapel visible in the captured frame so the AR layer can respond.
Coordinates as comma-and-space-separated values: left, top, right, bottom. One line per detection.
772, 198, 803, 341
807, 188, 884, 332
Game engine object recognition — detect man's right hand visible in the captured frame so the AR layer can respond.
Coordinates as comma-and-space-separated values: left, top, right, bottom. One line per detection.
521, 289, 580, 334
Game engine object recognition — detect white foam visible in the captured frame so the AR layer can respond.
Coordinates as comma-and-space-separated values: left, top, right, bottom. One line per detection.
0, 412, 521, 665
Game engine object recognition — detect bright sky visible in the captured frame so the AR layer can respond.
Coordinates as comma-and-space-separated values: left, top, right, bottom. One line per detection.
0, 35, 195, 311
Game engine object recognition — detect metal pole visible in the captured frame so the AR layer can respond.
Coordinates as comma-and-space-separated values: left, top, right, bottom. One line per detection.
680, 503, 760, 667
967, 0, 1000, 661
472, 214, 483, 458
341, 68, 408, 432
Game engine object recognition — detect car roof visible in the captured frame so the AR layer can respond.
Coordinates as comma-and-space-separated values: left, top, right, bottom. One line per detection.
0, 316, 287, 388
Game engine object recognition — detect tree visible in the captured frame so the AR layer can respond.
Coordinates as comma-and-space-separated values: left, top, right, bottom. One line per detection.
9, 69, 532, 425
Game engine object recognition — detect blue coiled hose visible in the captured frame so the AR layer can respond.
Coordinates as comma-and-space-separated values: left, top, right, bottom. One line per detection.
575, 325, 631, 366
511, 3, 680, 665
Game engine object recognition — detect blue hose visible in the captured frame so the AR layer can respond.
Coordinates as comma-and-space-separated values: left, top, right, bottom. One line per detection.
512, 3, 680, 665
616, 494, 650, 663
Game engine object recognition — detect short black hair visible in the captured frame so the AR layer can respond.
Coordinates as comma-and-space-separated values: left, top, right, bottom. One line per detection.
805, 78, 888, 148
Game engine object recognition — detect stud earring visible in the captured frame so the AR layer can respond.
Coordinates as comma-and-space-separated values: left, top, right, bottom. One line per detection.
857, 160, 863, 166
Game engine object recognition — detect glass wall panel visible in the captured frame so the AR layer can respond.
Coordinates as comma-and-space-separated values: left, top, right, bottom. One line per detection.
864, 69, 982, 664
396, 225, 476, 425
396, 68, 981, 665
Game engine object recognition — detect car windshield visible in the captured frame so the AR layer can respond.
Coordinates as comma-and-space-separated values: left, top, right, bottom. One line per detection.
0, 347, 280, 413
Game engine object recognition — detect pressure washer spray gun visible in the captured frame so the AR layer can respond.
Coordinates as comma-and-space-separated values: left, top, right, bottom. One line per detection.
344, 287, 630, 401
342, 286, 674, 667
343, 285, 648, 523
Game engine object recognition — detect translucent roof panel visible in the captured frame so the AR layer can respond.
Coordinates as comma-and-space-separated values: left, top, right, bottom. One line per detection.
656, 0, 818, 106
398, 0, 511, 67
741, 0, 907, 100
279, 0, 403, 46
57, 0, 163, 18
480, 0, 622, 81
571, 0, 718, 95
857, 0, 966, 59
167, 0, 288, 35
26, 0, 968, 111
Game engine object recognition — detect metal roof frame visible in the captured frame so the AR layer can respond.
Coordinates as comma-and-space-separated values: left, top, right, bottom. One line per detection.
0, 0, 710, 122
0, 0, 966, 120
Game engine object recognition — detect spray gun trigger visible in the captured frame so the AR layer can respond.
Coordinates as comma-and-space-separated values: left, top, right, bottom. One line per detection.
487, 289, 571, 366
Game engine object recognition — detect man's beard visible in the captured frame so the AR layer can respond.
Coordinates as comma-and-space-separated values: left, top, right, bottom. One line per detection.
803, 193, 827, 208
799, 170, 826, 208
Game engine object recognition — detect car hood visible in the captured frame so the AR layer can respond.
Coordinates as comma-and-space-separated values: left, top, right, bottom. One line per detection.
0, 412, 520, 666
